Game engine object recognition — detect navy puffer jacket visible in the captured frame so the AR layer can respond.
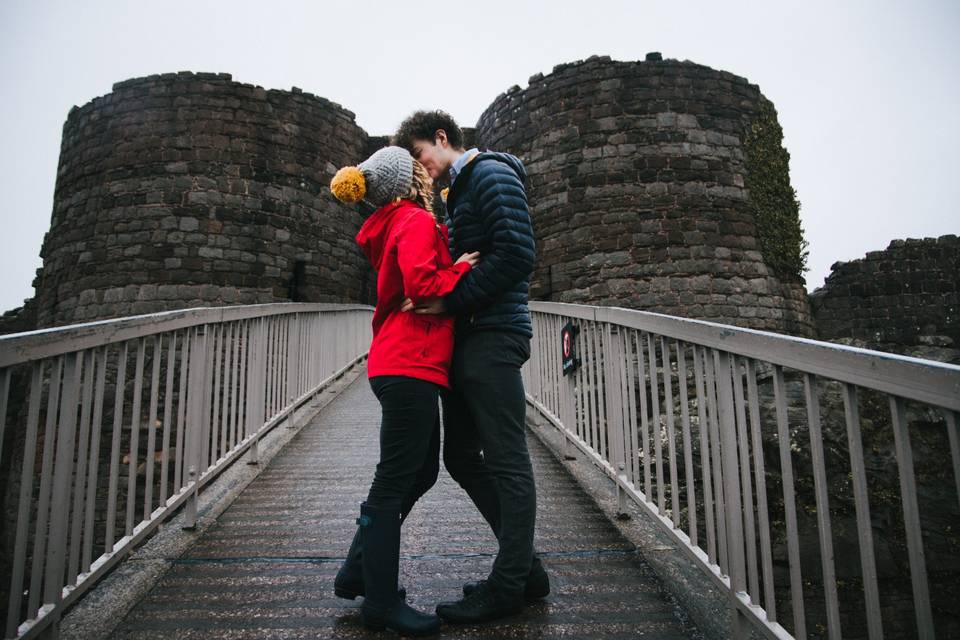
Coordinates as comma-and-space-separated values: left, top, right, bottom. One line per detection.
443, 152, 536, 338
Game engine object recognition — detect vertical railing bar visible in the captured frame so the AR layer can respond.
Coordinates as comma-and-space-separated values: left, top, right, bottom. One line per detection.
271, 317, 280, 419
542, 312, 550, 411
29, 355, 63, 617
804, 373, 842, 639
637, 331, 652, 502
221, 323, 233, 456
889, 395, 934, 639
231, 321, 243, 451
615, 325, 628, 459
143, 334, 163, 520
174, 330, 189, 491
555, 316, 564, 419
661, 337, 680, 527
745, 359, 776, 623
601, 322, 621, 464
594, 322, 607, 462
82, 346, 108, 573
279, 316, 287, 414
575, 322, 588, 445
676, 341, 698, 547
281, 316, 288, 411
6, 361, 44, 637
104, 342, 127, 554
268, 317, 276, 421
613, 326, 631, 512
539, 314, 550, 411
237, 320, 249, 446
184, 328, 206, 528
692, 345, 716, 563
143, 335, 161, 520
585, 321, 599, 453
68, 350, 96, 585
203, 324, 216, 470
946, 410, 960, 513
648, 334, 664, 514
705, 348, 728, 574
564, 316, 577, 446
43, 351, 81, 611
843, 383, 884, 640
543, 312, 551, 411
624, 330, 640, 487
160, 332, 176, 506
773, 364, 806, 638
532, 312, 542, 404
715, 351, 748, 636
211, 323, 223, 464
289, 315, 298, 421
126, 339, 146, 537
230, 320, 244, 449
0, 368, 9, 463
732, 356, 760, 604
547, 316, 558, 417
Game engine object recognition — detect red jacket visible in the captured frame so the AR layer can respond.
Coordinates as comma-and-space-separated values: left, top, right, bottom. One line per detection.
356, 200, 471, 389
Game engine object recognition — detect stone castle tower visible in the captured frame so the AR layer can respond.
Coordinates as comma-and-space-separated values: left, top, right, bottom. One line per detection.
30, 72, 371, 328
475, 54, 812, 335
9, 55, 816, 337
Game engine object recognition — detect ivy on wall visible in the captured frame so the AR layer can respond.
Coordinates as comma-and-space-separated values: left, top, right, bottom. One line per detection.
744, 99, 809, 283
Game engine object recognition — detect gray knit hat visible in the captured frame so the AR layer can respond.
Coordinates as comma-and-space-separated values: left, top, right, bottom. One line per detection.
357, 146, 414, 207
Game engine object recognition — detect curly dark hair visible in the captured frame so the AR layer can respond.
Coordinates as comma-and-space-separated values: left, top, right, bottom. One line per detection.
393, 110, 464, 151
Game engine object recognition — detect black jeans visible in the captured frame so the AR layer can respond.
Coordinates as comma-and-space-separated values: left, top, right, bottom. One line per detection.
442, 330, 535, 596
365, 376, 441, 514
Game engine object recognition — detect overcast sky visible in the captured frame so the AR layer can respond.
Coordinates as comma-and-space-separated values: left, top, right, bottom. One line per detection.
1, 0, 957, 313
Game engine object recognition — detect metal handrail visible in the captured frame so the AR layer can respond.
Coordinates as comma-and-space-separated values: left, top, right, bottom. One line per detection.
0, 303, 373, 639
523, 301, 960, 640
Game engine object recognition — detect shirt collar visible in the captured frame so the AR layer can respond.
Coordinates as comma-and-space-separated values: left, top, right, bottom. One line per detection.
449, 148, 480, 184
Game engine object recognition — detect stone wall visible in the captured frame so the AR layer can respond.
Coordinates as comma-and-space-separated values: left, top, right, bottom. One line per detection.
810, 235, 959, 357
32, 72, 372, 329
475, 54, 815, 336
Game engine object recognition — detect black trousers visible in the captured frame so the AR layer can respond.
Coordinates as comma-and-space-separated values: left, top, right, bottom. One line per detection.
367, 332, 536, 596
442, 330, 536, 595
365, 376, 441, 513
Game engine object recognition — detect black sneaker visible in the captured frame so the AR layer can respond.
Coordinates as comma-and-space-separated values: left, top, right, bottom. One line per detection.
436, 581, 524, 624
462, 561, 550, 600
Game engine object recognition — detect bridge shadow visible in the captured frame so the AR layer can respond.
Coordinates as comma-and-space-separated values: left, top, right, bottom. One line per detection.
109, 374, 702, 639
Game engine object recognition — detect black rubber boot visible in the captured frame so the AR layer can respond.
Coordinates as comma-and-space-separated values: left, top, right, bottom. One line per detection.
358, 503, 440, 637
462, 554, 550, 599
334, 527, 407, 601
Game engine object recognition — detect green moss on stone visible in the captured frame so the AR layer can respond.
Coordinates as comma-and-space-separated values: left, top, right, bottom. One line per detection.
744, 99, 809, 283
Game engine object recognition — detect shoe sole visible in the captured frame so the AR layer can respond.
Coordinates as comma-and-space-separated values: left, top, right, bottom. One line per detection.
334, 586, 360, 600
335, 586, 408, 601
462, 585, 550, 600
361, 617, 440, 637
436, 606, 524, 624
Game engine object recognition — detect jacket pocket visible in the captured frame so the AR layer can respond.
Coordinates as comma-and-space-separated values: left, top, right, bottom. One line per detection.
419, 317, 455, 371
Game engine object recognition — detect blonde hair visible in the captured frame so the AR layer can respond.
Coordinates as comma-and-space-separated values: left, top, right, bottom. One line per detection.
404, 160, 434, 217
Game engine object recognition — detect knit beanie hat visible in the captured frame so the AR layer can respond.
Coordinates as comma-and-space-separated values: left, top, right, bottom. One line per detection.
329, 146, 414, 208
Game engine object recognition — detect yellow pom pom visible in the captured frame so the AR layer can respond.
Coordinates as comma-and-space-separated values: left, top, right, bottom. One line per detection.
330, 166, 366, 204
440, 187, 449, 203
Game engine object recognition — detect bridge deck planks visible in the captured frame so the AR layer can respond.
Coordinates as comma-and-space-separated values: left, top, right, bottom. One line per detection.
111, 375, 702, 639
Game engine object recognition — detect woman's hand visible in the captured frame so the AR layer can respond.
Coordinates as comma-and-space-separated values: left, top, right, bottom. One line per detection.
455, 251, 481, 268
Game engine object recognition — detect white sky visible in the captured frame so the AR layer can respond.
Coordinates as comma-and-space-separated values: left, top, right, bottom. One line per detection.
1, 0, 957, 313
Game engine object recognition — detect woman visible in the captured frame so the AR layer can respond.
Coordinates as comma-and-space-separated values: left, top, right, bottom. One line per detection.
329, 146, 478, 636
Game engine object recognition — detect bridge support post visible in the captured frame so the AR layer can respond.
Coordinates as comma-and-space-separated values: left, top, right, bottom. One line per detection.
183, 326, 209, 531
714, 351, 750, 639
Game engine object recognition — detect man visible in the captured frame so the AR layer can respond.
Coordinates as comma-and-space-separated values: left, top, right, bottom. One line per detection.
393, 110, 549, 624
